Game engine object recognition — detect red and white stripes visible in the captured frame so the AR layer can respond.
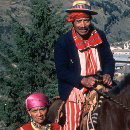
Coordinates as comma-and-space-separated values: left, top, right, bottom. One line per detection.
62, 97, 83, 130
78, 48, 101, 76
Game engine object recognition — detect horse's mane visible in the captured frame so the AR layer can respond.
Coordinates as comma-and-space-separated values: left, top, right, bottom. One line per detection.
107, 73, 130, 107
110, 73, 130, 95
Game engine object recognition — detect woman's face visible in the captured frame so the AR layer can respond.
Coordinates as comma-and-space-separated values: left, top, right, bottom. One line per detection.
28, 106, 47, 124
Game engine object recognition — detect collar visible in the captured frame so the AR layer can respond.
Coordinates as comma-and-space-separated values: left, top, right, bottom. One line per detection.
31, 120, 51, 130
72, 27, 102, 51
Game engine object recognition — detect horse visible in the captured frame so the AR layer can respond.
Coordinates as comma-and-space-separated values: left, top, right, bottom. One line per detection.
80, 73, 130, 130
47, 73, 130, 130
96, 73, 130, 130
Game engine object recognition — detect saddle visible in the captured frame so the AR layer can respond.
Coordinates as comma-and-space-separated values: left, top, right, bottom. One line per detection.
83, 84, 105, 114
80, 84, 106, 130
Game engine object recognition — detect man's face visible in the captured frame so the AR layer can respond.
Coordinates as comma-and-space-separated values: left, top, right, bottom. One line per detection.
73, 17, 91, 37
28, 106, 47, 124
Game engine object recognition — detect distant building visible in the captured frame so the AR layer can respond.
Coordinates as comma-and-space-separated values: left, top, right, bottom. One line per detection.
114, 63, 130, 82
113, 49, 130, 63
124, 41, 130, 49
113, 49, 130, 55
110, 46, 122, 53
111, 41, 130, 82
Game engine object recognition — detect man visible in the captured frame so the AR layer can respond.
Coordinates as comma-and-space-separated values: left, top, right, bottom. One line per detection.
54, 1, 115, 129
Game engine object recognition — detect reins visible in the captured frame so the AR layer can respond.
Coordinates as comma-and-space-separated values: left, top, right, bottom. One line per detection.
92, 73, 130, 112
93, 86, 130, 112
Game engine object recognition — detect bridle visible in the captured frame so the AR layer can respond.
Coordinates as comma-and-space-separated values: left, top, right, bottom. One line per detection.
93, 87, 130, 112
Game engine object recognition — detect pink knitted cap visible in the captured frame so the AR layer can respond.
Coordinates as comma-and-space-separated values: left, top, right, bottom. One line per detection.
25, 93, 49, 111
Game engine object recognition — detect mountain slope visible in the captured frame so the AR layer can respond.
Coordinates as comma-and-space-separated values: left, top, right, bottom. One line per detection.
0, 0, 130, 43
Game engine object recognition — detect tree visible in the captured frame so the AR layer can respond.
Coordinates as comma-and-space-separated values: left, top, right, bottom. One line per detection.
122, 9, 130, 18
104, 14, 119, 34
0, 0, 67, 129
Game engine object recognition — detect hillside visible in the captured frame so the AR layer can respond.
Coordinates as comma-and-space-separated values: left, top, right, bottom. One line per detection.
0, 0, 130, 43
54, 0, 130, 43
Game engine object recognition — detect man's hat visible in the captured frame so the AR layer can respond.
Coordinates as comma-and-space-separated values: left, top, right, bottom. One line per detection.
66, 1, 98, 15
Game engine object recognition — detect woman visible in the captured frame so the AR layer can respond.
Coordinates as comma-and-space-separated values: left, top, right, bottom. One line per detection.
18, 93, 60, 130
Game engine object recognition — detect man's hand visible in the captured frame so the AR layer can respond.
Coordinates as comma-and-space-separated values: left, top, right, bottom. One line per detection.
81, 76, 98, 88
103, 74, 112, 86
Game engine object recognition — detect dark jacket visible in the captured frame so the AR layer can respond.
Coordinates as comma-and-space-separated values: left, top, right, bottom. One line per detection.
54, 29, 115, 101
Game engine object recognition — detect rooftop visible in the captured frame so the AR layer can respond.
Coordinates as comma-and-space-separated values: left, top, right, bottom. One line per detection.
113, 54, 130, 61
113, 49, 130, 52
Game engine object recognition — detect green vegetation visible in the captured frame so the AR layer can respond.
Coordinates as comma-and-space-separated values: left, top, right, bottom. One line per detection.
0, 0, 67, 129
122, 9, 130, 18
104, 15, 119, 34
93, 1, 121, 15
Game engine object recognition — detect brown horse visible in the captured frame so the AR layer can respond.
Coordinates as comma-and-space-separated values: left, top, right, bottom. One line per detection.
48, 74, 130, 130
96, 73, 130, 130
